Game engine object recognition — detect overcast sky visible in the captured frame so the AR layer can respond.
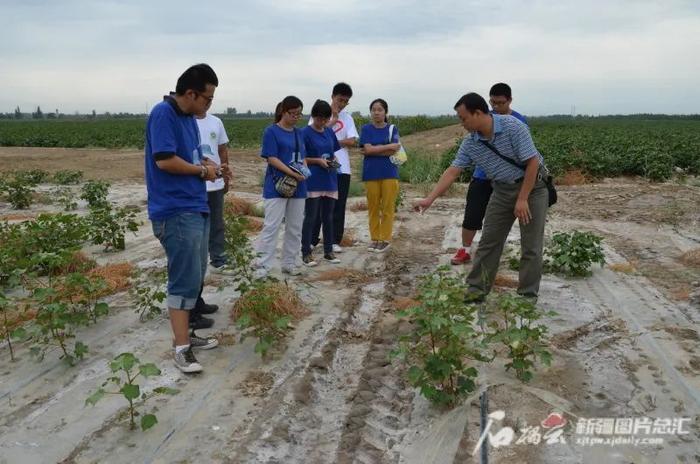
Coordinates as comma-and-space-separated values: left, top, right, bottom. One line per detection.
1, 0, 699, 116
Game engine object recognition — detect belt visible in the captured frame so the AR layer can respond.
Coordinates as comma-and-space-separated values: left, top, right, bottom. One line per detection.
494, 177, 524, 185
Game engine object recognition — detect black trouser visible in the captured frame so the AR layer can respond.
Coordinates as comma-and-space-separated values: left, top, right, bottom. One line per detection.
302, 196, 335, 255
313, 174, 351, 245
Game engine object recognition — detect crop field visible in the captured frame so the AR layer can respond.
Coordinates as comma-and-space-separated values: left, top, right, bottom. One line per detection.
0, 115, 458, 150
3, 117, 697, 183
0, 122, 699, 463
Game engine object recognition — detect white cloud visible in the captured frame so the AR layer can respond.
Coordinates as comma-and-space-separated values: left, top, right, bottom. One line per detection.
1, 0, 699, 114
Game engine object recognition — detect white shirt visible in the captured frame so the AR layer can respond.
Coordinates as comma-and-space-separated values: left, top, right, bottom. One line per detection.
196, 114, 230, 192
308, 110, 358, 175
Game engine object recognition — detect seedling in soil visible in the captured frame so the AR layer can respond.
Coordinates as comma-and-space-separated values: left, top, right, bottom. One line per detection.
15, 286, 90, 365
394, 266, 487, 407
1, 177, 35, 209
81, 180, 111, 210
52, 169, 84, 185
482, 293, 554, 382
51, 186, 79, 211
130, 273, 166, 322
85, 353, 179, 431
546, 231, 605, 277
58, 272, 110, 324
222, 210, 259, 292
232, 280, 306, 357
13, 169, 49, 186
85, 204, 140, 251
0, 292, 16, 361
223, 208, 307, 357
15, 268, 110, 365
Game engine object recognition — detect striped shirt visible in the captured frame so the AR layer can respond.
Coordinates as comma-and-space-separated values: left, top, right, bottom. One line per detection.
452, 114, 542, 182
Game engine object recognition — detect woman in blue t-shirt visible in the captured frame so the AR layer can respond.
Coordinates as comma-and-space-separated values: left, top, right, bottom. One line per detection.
255, 96, 308, 276
300, 100, 342, 266
359, 98, 401, 253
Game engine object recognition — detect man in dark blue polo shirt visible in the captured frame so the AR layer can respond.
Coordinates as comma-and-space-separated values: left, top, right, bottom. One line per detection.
415, 92, 549, 301
145, 63, 221, 373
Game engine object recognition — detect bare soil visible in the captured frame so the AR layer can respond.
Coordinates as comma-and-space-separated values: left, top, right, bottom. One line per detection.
1, 126, 699, 463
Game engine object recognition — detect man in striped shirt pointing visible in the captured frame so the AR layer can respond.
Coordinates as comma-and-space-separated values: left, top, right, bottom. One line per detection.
414, 92, 549, 301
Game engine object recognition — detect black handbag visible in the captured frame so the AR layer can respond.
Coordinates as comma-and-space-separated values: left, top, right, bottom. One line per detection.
479, 140, 557, 207
273, 129, 301, 198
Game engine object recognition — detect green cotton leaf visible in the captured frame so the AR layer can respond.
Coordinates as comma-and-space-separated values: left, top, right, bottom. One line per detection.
10, 326, 27, 340
138, 363, 161, 378
93, 302, 109, 317
74, 341, 88, 359
407, 366, 423, 385
140, 413, 158, 431
254, 338, 271, 356
120, 383, 140, 400
111, 352, 138, 372
396, 309, 410, 319
539, 351, 553, 366
236, 314, 252, 329
153, 387, 180, 395
512, 358, 526, 370
85, 388, 105, 406
274, 315, 292, 329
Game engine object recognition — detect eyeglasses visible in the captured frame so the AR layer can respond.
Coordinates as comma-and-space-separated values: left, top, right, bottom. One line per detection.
287, 110, 303, 118
195, 92, 214, 103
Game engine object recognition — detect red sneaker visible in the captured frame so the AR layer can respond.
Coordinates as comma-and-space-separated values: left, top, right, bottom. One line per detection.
451, 248, 471, 265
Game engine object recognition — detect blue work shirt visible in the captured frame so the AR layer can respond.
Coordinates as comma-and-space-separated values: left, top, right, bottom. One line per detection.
452, 114, 542, 182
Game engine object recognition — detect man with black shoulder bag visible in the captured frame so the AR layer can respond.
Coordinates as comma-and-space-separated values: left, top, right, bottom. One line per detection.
414, 92, 552, 302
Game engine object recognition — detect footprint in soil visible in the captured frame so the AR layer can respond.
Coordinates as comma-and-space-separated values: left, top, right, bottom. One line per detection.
689, 356, 700, 371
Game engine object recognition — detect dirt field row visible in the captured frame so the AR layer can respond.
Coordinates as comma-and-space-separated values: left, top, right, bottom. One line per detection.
1, 126, 699, 463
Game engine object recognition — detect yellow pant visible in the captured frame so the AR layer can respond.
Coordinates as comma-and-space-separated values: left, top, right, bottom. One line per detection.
365, 179, 399, 242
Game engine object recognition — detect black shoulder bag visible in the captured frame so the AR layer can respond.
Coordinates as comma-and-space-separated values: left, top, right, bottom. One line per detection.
273, 129, 300, 198
479, 140, 557, 207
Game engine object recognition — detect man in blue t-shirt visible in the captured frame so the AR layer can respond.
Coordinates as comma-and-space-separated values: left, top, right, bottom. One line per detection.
145, 64, 221, 374
452, 83, 528, 265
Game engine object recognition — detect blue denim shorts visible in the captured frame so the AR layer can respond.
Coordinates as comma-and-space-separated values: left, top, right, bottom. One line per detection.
152, 212, 210, 310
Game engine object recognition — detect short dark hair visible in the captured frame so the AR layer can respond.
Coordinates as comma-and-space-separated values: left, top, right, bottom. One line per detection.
311, 99, 332, 118
332, 82, 353, 98
274, 95, 303, 122
453, 93, 489, 114
369, 98, 389, 123
175, 63, 218, 95
489, 83, 512, 100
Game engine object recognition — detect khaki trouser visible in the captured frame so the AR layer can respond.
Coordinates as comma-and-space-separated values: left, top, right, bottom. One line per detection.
365, 179, 399, 242
466, 179, 548, 296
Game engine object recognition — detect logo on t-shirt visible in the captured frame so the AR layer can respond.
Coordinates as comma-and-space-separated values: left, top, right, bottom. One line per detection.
209, 131, 217, 140
333, 119, 345, 134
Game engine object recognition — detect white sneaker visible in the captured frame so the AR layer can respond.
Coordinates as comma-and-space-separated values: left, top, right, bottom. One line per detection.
209, 264, 236, 276
190, 332, 219, 350
302, 254, 318, 267
332, 244, 343, 253
281, 266, 302, 276
174, 347, 203, 373
375, 241, 391, 253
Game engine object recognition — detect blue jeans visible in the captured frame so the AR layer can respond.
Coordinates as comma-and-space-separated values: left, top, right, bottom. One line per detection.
152, 212, 210, 310
302, 196, 335, 255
